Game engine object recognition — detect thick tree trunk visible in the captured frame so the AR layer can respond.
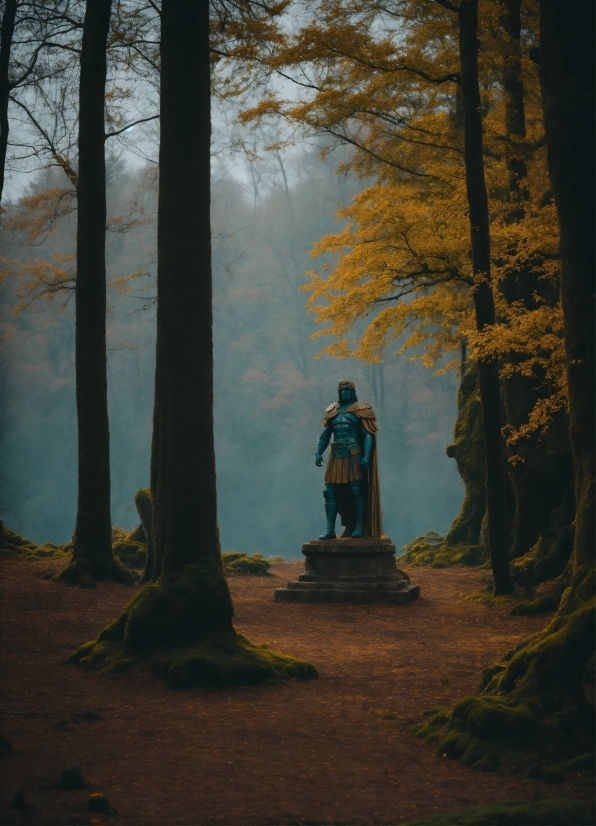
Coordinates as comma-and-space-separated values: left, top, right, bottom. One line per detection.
58, 0, 131, 585
0, 0, 16, 204
539, 0, 595, 577
67, 0, 316, 687
458, 0, 513, 594
152, 0, 223, 582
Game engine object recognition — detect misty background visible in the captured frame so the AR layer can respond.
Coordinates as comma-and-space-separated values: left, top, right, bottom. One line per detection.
0, 146, 463, 557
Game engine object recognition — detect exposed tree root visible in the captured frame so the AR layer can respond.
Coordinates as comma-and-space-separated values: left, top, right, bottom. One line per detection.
418, 567, 595, 778
68, 558, 317, 687
53, 554, 134, 588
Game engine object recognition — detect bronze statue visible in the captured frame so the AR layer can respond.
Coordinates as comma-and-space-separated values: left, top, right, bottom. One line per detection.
315, 380, 382, 539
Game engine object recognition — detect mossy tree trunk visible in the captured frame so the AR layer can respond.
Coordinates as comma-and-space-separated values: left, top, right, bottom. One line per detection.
420, 1, 594, 770
68, 0, 316, 687
0, 0, 16, 204
55, 0, 131, 586
539, 0, 595, 582
456, 0, 513, 594
445, 362, 486, 547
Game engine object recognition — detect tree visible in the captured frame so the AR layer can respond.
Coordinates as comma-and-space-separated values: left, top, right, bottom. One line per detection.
0, 0, 17, 203
451, 0, 512, 594
417, 0, 594, 771
69, 0, 315, 687
539, 0, 594, 580
54, 0, 131, 586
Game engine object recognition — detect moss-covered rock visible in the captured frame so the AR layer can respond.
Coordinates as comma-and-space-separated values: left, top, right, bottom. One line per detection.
444, 363, 487, 547
111, 527, 148, 569
133, 488, 154, 581
405, 797, 595, 825
222, 552, 270, 575
398, 532, 486, 568
69, 557, 317, 687
0, 520, 38, 555
0, 520, 72, 560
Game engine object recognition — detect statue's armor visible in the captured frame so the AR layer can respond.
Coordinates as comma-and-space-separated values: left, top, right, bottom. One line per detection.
316, 391, 383, 540
317, 403, 372, 485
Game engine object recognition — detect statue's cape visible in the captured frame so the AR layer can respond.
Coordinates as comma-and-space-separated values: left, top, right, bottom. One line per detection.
323, 401, 383, 538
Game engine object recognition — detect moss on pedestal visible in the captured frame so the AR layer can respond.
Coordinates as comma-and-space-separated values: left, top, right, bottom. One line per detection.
69, 557, 317, 687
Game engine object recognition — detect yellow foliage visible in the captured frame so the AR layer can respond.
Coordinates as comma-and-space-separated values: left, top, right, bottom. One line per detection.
248, 0, 564, 444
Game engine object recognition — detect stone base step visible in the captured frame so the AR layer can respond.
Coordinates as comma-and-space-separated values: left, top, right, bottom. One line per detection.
297, 573, 405, 584
287, 579, 407, 592
274, 583, 420, 604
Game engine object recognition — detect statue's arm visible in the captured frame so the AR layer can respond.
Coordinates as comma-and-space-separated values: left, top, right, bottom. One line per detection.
360, 421, 374, 468
315, 422, 332, 466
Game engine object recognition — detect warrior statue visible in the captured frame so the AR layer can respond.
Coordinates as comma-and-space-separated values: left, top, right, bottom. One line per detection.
315, 380, 383, 539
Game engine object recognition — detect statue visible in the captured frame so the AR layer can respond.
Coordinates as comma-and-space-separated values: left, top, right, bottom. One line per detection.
315, 380, 383, 539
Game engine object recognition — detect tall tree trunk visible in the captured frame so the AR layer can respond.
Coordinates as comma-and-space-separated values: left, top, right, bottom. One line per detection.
67, 0, 316, 687
57, 0, 131, 585
497, 0, 575, 563
151, 0, 222, 581
458, 0, 513, 594
0, 0, 17, 204
539, 0, 595, 579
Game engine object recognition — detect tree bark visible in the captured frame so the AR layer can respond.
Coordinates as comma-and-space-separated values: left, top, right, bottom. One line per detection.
64, 0, 130, 583
152, 0, 224, 581
539, 0, 595, 576
458, 0, 513, 594
0, 0, 17, 204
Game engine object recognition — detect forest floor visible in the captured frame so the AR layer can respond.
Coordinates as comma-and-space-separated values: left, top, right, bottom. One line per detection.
0, 556, 593, 826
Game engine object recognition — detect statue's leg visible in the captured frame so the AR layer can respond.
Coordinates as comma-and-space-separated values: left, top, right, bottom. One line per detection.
319, 484, 337, 540
350, 480, 366, 538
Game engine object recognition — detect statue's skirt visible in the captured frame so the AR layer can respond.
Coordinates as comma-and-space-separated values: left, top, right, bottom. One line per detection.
324, 443, 364, 484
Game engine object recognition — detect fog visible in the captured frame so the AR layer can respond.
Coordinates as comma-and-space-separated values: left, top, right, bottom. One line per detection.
0, 147, 463, 557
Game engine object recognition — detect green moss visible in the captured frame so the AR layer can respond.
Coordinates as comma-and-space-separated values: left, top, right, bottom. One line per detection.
398, 533, 486, 568
451, 696, 538, 739
54, 553, 134, 587
68, 558, 317, 687
112, 537, 147, 569
511, 526, 574, 589
418, 572, 595, 776
0, 521, 38, 555
404, 797, 595, 825
154, 632, 316, 688
222, 551, 271, 575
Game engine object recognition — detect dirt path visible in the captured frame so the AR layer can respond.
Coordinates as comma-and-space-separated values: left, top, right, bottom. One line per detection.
0, 557, 592, 825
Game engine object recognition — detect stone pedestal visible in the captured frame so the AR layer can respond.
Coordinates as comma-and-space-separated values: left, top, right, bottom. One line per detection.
274, 538, 420, 604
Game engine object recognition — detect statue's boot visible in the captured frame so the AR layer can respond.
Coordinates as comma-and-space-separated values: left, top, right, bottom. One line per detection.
351, 494, 366, 538
319, 503, 337, 540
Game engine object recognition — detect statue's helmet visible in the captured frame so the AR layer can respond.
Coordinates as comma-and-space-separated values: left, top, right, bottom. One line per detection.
337, 380, 358, 402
